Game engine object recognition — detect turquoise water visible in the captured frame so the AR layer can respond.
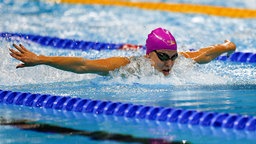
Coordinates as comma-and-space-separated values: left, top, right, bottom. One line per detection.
0, 0, 256, 144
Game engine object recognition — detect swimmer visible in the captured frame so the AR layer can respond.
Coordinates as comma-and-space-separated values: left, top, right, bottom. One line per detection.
9, 27, 236, 76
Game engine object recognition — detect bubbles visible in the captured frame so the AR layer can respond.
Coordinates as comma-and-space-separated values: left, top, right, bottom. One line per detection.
110, 56, 159, 78
171, 57, 256, 86
212, 62, 256, 85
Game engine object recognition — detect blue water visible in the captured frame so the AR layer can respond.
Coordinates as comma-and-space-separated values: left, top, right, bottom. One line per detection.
0, 0, 256, 144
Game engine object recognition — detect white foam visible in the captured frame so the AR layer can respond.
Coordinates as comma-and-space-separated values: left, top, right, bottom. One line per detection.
1, 39, 255, 87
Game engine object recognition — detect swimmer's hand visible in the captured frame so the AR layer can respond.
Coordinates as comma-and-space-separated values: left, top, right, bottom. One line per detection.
224, 40, 236, 58
9, 44, 41, 68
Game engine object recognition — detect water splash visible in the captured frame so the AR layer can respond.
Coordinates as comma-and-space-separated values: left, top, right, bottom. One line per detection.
107, 54, 256, 86
0, 40, 97, 86
1, 37, 255, 87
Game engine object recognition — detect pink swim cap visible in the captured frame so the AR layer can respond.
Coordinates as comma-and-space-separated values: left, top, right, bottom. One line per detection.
146, 27, 177, 54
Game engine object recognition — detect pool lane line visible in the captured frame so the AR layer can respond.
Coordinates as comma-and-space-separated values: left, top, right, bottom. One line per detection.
58, 0, 256, 18
0, 90, 256, 132
1, 32, 256, 63
0, 117, 187, 144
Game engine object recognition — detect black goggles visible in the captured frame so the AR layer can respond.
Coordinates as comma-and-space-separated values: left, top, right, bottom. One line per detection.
154, 50, 178, 61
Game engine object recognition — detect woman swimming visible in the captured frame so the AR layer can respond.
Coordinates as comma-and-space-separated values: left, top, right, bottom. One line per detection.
9, 27, 236, 76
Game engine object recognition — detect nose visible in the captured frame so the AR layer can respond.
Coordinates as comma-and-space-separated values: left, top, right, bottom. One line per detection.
165, 60, 175, 67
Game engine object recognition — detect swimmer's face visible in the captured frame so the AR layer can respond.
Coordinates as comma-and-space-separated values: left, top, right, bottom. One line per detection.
146, 50, 178, 76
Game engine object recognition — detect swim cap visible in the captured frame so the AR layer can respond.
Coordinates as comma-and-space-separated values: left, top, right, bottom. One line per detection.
146, 27, 177, 54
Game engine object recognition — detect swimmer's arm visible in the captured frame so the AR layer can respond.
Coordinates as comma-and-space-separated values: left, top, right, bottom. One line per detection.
179, 40, 236, 64
35, 56, 130, 75
9, 44, 130, 75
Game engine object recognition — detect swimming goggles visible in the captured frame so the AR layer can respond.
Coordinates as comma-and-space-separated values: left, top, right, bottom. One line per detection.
154, 50, 178, 61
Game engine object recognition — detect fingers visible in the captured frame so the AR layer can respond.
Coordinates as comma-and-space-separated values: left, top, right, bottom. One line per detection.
13, 44, 24, 53
224, 40, 231, 43
9, 48, 22, 56
12, 44, 28, 53
19, 44, 29, 52
9, 43, 33, 69
16, 63, 26, 69
9, 44, 27, 68
9, 49, 22, 60
9, 43, 30, 60
9, 44, 25, 60
9, 50, 26, 68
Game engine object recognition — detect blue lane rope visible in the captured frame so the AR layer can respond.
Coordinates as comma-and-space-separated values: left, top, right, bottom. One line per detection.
1, 32, 255, 63
0, 89, 255, 131
0, 32, 125, 51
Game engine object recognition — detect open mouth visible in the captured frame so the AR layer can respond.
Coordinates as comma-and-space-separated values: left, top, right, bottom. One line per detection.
162, 69, 170, 75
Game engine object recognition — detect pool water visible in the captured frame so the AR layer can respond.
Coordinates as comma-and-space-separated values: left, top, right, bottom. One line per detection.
0, 0, 256, 144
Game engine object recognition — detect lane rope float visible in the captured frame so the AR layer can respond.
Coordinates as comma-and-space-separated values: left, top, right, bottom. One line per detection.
1, 32, 255, 63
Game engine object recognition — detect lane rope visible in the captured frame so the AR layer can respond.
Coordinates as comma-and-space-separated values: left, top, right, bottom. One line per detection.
58, 0, 256, 18
1, 32, 255, 63
0, 89, 255, 131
